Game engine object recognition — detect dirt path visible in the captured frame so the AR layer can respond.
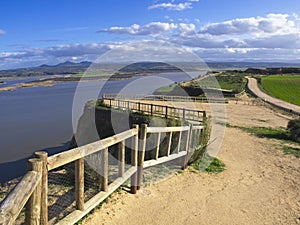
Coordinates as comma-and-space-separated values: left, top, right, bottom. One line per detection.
83, 101, 300, 225
247, 77, 300, 114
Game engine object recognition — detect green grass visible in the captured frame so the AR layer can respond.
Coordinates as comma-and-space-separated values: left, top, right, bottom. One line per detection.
155, 71, 247, 96
155, 83, 178, 92
185, 72, 247, 94
216, 73, 247, 93
282, 146, 300, 158
227, 123, 300, 158
239, 126, 290, 140
261, 75, 300, 106
191, 154, 225, 173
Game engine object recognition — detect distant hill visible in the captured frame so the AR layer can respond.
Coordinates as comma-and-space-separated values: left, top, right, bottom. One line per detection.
0, 61, 300, 77
0, 61, 92, 77
119, 62, 182, 73
245, 67, 300, 75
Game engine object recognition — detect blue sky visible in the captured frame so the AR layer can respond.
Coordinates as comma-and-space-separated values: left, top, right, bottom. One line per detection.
1, 0, 300, 69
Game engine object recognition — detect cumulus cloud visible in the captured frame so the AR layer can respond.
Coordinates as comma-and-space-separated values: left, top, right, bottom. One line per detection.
0, 43, 111, 69
98, 13, 300, 51
43, 43, 110, 57
166, 13, 300, 50
2, 13, 300, 69
98, 22, 178, 36
200, 14, 298, 36
0, 29, 6, 35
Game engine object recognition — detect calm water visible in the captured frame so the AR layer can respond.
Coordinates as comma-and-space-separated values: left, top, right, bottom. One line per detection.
0, 72, 201, 182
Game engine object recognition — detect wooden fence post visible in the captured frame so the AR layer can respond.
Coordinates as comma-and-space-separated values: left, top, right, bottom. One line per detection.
100, 148, 109, 192
118, 140, 125, 177
34, 152, 48, 225
25, 159, 43, 225
182, 124, 193, 169
177, 131, 182, 154
166, 132, 173, 156
165, 106, 168, 119
131, 125, 139, 194
203, 111, 207, 123
137, 124, 147, 190
155, 132, 161, 160
75, 158, 84, 211
150, 104, 153, 116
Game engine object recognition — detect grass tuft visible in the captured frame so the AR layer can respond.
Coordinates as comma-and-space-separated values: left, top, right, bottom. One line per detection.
282, 146, 300, 158
191, 154, 225, 174
227, 123, 300, 158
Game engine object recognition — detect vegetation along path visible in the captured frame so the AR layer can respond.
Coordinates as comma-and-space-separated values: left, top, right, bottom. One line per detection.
247, 77, 300, 115
83, 99, 300, 225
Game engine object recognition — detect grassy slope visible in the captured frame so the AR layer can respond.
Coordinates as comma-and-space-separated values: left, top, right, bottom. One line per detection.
156, 72, 247, 96
261, 75, 300, 106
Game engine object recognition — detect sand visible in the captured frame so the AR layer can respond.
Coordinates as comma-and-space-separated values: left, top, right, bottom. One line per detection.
83, 99, 300, 225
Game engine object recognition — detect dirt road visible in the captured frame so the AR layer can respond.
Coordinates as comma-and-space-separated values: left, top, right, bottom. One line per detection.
83, 101, 300, 225
247, 77, 300, 115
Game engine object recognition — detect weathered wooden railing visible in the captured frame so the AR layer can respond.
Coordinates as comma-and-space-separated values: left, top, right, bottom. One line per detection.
0, 109, 205, 225
103, 93, 227, 103
103, 93, 208, 102
0, 159, 43, 225
102, 98, 206, 123
48, 126, 140, 225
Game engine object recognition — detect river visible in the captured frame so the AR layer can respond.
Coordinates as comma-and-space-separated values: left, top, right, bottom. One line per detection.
0, 71, 202, 182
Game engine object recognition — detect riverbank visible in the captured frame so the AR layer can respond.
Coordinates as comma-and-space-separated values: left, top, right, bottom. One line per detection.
0, 71, 166, 93
0, 80, 56, 93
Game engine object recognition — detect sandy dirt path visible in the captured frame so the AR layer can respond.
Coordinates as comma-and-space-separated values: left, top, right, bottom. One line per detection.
83, 101, 300, 225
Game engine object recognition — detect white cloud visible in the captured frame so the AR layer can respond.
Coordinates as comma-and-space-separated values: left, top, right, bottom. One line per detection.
98, 22, 178, 36
0, 43, 111, 69
0, 29, 6, 35
194, 47, 300, 62
200, 14, 298, 36
166, 13, 300, 50
179, 23, 196, 34
148, 1, 194, 11
2, 13, 300, 69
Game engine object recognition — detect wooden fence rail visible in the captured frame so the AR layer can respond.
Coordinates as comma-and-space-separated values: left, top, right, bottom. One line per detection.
0, 159, 42, 225
103, 93, 227, 103
0, 114, 206, 225
103, 98, 206, 123
103, 93, 208, 102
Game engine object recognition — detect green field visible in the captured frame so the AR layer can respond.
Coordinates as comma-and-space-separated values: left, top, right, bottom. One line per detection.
155, 72, 247, 96
261, 75, 300, 106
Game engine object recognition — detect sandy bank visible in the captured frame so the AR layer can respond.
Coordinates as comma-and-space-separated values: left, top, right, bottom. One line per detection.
0, 80, 56, 93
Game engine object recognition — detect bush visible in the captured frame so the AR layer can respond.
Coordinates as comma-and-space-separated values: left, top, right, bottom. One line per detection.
287, 118, 300, 143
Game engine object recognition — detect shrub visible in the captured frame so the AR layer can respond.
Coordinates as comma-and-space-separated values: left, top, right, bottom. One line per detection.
287, 118, 300, 143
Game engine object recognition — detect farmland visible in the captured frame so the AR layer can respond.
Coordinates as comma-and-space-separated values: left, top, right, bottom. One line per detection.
261, 75, 300, 106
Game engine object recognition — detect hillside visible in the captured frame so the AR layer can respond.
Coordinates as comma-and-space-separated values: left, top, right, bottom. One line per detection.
1, 61, 300, 78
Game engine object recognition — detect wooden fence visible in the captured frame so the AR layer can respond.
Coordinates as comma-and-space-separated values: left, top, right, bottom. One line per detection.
102, 93, 227, 104
0, 122, 204, 225
102, 98, 206, 124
